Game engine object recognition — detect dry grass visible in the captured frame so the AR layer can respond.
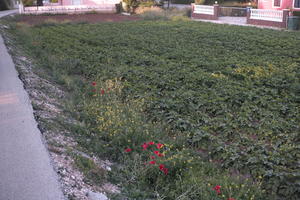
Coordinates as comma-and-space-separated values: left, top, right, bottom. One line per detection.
138, 7, 191, 20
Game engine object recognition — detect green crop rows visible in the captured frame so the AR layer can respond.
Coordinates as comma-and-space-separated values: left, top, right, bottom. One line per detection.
8, 20, 300, 199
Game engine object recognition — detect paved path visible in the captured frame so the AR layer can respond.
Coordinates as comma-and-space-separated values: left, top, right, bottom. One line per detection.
0, 11, 65, 200
0, 9, 18, 18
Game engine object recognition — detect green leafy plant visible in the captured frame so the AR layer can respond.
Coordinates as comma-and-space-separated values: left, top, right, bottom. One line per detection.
195, 0, 205, 5
4, 19, 300, 199
22, 0, 35, 6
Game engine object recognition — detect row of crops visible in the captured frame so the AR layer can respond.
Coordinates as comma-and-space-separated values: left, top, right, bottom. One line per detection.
9, 20, 300, 199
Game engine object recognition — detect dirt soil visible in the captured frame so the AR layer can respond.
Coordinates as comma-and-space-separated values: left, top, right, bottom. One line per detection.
18, 13, 140, 25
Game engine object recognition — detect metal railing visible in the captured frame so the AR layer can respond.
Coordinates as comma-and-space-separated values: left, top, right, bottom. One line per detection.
194, 5, 214, 15
21, 4, 116, 14
220, 7, 247, 17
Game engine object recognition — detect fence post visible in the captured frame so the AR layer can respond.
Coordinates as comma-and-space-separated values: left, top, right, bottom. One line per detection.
282, 9, 290, 29
19, 1, 24, 14
246, 8, 251, 24
213, 4, 219, 20
191, 3, 194, 18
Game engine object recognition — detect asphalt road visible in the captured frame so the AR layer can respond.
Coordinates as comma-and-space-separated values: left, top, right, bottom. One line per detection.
0, 12, 65, 200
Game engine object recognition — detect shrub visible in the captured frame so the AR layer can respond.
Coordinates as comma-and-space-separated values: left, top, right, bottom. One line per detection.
139, 0, 156, 7
135, 6, 163, 14
122, 0, 156, 13
22, 0, 35, 6
122, 0, 139, 13
139, 8, 191, 20
205, 0, 224, 5
195, 0, 205, 5
171, 0, 194, 4
139, 9, 168, 20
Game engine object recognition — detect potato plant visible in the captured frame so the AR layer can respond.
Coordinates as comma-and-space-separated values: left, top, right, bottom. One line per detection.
6, 19, 300, 199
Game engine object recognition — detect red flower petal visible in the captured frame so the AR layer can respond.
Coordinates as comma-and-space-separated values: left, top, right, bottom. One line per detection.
158, 153, 164, 157
149, 160, 156, 164
125, 148, 132, 152
148, 141, 155, 145
154, 151, 159, 155
213, 185, 221, 195
159, 164, 165, 170
156, 143, 164, 149
101, 89, 105, 95
150, 156, 156, 159
92, 82, 96, 86
163, 168, 168, 175
214, 185, 221, 190
141, 143, 148, 150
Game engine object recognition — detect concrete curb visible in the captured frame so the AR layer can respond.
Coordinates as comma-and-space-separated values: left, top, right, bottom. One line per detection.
0, 14, 65, 200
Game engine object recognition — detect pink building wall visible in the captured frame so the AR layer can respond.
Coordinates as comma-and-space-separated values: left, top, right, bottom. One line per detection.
258, 0, 300, 11
61, 0, 120, 6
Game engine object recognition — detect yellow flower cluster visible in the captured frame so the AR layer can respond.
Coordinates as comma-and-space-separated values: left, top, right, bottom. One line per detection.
233, 65, 277, 79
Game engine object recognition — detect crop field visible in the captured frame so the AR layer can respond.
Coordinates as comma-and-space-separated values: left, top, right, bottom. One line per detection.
6, 19, 300, 199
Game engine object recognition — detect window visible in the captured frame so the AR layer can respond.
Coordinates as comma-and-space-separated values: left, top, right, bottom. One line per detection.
72, 0, 81, 5
295, 0, 300, 8
273, 0, 281, 7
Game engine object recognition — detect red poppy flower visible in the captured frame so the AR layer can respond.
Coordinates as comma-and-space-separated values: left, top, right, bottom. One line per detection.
101, 89, 105, 95
148, 141, 155, 145
214, 185, 221, 190
159, 164, 165, 170
92, 82, 96, 86
141, 143, 148, 150
154, 151, 160, 155
125, 148, 132, 152
158, 153, 164, 157
162, 168, 168, 175
158, 164, 168, 175
156, 143, 164, 149
213, 185, 221, 195
149, 160, 156, 165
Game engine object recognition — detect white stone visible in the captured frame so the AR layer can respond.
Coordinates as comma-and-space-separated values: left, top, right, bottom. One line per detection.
87, 191, 109, 200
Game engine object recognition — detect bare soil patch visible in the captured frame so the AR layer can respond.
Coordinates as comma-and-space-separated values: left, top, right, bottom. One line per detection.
18, 13, 140, 25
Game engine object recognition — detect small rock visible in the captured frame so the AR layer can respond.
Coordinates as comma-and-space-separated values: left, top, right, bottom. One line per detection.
105, 166, 111, 171
87, 191, 108, 200
74, 150, 92, 160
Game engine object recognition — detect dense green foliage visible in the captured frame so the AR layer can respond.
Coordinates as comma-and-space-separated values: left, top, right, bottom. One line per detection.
171, 0, 195, 4
122, 0, 156, 13
7, 20, 300, 199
